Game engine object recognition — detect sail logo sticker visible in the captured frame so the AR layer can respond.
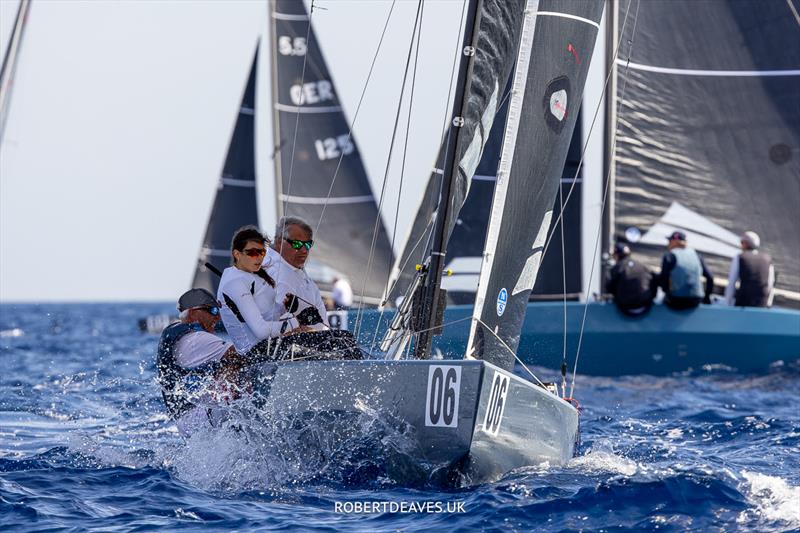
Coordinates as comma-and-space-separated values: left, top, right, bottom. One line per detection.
543, 76, 571, 133
482, 371, 510, 436
496, 288, 508, 316
425, 365, 461, 428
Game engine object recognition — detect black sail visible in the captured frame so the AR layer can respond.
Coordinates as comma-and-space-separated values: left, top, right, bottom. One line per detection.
270, 0, 394, 302
467, 1, 604, 370
612, 0, 800, 303
192, 46, 260, 293
391, 99, 584, 306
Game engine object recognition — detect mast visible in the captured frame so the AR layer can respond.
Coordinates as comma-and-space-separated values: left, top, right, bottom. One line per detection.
414, 0, 482, 358
0, 0, 32, 146
601, 0, 619, 287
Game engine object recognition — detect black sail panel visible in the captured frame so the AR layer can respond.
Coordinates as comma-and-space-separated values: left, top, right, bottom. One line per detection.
468, 1, 604, 370
192, 46, 260, 294
271, 0, 394, 302
613, 0, 800, 302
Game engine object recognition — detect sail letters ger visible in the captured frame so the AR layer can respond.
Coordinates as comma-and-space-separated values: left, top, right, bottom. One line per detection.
468, 0, 605, 371
613, 0, 800, 303
193, 45, 260, 294
271, 0, 394, 301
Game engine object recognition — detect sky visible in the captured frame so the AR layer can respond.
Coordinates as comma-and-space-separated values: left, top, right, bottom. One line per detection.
0, 0, 464, 302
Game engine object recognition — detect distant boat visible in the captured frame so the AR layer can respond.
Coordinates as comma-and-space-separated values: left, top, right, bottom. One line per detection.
140, 4, 396, 333
373, 0, 800, 375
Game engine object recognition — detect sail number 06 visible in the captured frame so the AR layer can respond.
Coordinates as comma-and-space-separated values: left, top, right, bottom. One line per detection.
425, 365, 461, 428
482, 372, 509, 436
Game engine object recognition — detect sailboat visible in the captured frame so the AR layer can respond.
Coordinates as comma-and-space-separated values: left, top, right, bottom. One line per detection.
139, 0, 396, 333
362, 0, 800, 376
250, 0, 605, 483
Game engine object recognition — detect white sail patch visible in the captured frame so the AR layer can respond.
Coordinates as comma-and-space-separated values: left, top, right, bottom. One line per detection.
513, 210, 553, 295
459, 83, 500, 190
549, 89, 567, 121
289, 80, 334, 106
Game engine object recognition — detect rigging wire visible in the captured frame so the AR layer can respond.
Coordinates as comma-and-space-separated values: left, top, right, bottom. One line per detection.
559, 179, 568, 396
570, 0, 641, 399
353, 0, 425, 339
371, 0, 469, 353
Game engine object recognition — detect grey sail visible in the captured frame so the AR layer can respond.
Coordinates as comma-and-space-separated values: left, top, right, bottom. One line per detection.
390, 99, 585, 306
467, 0, 605, 371
0, 0, 32, 146
270, 0, 394, 302
611, 0, 800, 304
192, 47, 260, 293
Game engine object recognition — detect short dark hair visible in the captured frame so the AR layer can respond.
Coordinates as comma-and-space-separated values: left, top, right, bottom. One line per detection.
274, 216, 313, 241
231, 226, 266, 264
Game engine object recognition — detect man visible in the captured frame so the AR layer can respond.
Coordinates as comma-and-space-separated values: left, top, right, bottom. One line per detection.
656, 231, 714, 310
724, 231, 775, 307
331, 276, 353, 310
263, 216, 328, 329
156, 288, 249, 436
605, 243, 655, 316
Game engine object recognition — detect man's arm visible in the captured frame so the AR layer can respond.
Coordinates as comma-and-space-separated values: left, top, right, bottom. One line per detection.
605, 265, 619, 295
656, 253, 674, 292
724, 255, 739, 305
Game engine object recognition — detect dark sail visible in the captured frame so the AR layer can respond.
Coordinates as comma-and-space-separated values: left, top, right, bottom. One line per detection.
612, 0, 800, 304
192, 46, 260, 293
467, 1, 604, 370
270, 0, 394, 302
390, 99, 584, 306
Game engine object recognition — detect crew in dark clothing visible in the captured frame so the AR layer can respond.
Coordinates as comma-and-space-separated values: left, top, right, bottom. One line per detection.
656, 231, 714, 310
606, 243, 655, 316
724, 231, 775, 307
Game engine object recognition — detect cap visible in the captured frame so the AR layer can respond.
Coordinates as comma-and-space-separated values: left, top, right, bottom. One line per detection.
667, 230, 686, 241
741, 230, 760, 249
177, 288, 218, 312
613, 242, 631, 257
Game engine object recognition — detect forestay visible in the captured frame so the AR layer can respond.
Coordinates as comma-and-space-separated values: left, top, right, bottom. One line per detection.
192, 46, 261, 294
270, 0, 394, 302
467, 0, 604, 371
612, 0, 800, 304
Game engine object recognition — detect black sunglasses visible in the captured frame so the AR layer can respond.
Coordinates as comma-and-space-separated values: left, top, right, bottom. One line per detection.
285, 238, 313, 250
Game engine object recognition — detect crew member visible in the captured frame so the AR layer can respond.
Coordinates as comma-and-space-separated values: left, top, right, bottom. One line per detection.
605, 243, 655, 316
724, 231, 775, 307
656, 231, 714, 310
331, 276, 353, 310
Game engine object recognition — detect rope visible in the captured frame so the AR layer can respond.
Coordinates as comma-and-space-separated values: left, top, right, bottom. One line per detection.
570, 0, 640, 399
559, 180, 568, 396
353, 0, 425, 339
471, 317, 547, 389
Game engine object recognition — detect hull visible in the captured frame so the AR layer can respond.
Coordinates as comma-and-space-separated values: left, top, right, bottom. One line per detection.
251, 359, 577, 483
354, 302, 800, 376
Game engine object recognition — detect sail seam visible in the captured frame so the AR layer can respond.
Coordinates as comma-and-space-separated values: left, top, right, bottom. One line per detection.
200, 248, 230, 257
619, 59, 800, 77
220, 178, 256, 187
280, 194, 374, 205
535, 10, 601, 29
274, 103, 343, 113
272, 12, 309, 21
468, 0, 540, 354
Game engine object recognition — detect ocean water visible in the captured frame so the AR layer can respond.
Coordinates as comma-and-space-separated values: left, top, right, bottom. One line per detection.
1, 303, 798, 532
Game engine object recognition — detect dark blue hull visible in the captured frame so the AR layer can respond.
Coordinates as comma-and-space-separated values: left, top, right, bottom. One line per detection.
353, 302, 800, 376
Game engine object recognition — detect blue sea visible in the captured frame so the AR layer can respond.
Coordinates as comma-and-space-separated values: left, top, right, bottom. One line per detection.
1, 303, 798, 532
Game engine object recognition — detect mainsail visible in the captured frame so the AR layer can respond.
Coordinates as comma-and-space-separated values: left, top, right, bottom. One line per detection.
610, 0, 800, 303
192, 46, 260, 293
467, 0, 605, 370
270, 0, 394, 302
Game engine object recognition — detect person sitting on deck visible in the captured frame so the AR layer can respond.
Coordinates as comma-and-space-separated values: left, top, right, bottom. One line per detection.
724, 231, 775, 308
155, 288, 256, 436
605, 243, 655, 316
656, 231, 714, 310
217, 226, 308, 356
263, 216, 329, 330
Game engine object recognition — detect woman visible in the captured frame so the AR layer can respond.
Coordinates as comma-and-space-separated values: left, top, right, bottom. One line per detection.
217, 226, 300, 354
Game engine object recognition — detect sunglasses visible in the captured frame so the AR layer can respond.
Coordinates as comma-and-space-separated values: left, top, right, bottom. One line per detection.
242, 248, 266, 258
198, 306, 220, 316
285, 238, 314, 250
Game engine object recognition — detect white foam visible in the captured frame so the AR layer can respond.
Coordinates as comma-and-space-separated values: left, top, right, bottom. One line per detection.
738, 471, 800, 528
569, 442, 639, 476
